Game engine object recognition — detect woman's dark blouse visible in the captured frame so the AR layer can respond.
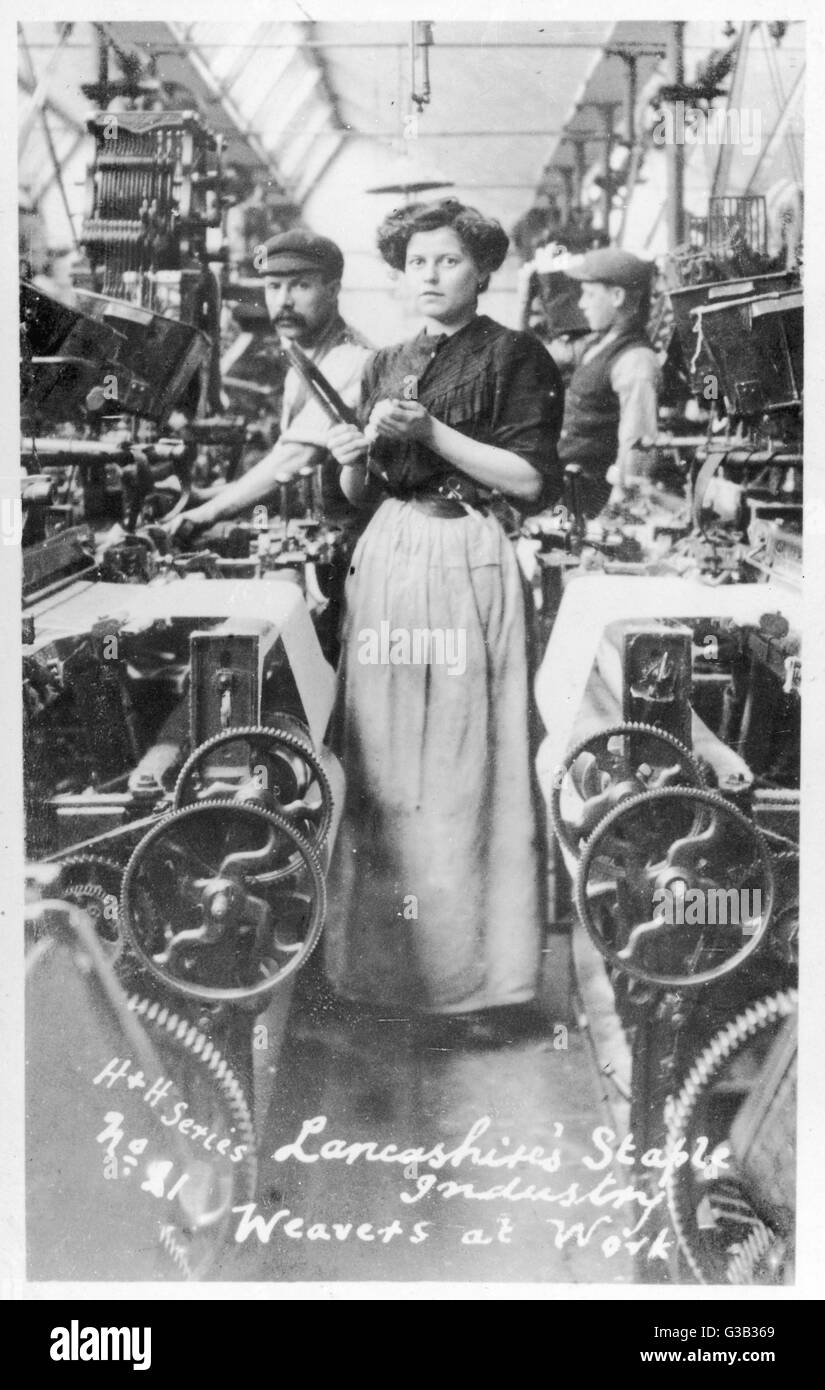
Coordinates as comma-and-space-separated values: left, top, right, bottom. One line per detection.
360, 314, 564, 500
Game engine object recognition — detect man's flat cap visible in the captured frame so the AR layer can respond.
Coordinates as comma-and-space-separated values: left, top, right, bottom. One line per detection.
566, 248, 653, 288
258, 229, 344, 280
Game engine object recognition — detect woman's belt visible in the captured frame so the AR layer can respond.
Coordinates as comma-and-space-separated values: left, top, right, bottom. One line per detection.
405, 494, 471, 518
392, 474, 494, 518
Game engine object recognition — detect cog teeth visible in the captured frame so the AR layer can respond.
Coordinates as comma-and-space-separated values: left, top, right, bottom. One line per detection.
665, 990, 797, 1284
551, 721, 707, 856
574, 784, 775, 989
102, 990, 258, 1207
118, 797, 327, 1004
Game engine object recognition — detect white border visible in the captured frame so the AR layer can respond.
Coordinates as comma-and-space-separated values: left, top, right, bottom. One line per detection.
2, 0, 822, 1302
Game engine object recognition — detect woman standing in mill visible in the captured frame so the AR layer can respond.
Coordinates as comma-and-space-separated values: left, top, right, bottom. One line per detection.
324, 198, 563, 1044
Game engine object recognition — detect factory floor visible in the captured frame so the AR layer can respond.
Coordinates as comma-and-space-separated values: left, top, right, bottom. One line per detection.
214, 930, 633, 1286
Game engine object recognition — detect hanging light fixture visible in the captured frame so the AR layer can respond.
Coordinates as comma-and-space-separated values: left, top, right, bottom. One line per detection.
410, 21, 434, 114
364, 143, 453, 200
365, 22, 451, 201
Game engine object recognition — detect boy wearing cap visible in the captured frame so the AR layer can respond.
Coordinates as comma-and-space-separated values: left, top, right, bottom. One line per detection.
169, 230, 371, 531
558, 247, 660, 516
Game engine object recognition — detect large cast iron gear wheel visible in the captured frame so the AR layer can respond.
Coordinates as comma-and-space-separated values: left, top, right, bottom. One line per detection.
120, 801, 326, 1004
767, 850, 799, 968
173, 724, 333, 871
55, 855, 124, 958
574, 786, 775, 988
550, 721, 708, 856
125, 992, 258, 1281
664, 989, 797, 1285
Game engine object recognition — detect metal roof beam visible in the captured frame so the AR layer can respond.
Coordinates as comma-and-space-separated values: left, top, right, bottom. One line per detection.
342, 129, 600, 139
19, 27, 82, 245
260, 65, 322, 150
294, 131, 346, 206
165, 21, 285, 187
276, 100, 331, 179
209, 22, 273, 90
109, 40, 667, 52
17, 75, 87, 138
235, 45, 301, 121
29, 130, 86, 203
18, 21, 74, 150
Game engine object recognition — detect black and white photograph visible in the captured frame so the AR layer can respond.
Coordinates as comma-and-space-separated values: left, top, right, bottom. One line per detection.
5, 4, 820, 1307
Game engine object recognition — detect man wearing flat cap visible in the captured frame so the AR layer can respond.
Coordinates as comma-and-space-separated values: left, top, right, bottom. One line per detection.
558, 247, 660, 516
170, 229, 370, 531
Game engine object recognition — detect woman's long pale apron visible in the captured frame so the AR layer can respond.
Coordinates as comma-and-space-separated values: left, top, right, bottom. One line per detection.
323, 496, 543, 1013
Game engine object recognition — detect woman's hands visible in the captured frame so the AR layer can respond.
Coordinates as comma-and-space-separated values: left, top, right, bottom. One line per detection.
327, 423, 373, 504
327, 398, 433, 464
366, 398, 433, 443
327, 423, 369, 466
331, 398, 541, 503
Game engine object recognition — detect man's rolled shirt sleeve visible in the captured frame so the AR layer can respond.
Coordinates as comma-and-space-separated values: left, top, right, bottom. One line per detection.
278, 341, 373, 453
610, 345, 660, 482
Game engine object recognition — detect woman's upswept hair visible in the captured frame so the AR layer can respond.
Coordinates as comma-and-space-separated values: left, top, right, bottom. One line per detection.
377, 198, 509, 292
